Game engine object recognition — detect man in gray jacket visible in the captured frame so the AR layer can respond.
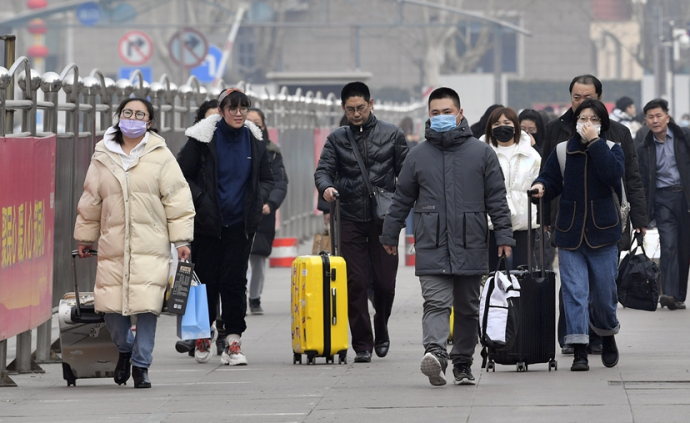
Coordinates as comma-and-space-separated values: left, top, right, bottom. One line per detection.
380, 87, 514, 386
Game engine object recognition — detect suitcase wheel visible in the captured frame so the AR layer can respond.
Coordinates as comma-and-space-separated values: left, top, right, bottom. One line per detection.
516, 362, 527, 372
486, 361, 495, 372
62, 362, 77, 386
549, 359, 558, 371
293, 353, 302, 365
306, 354, 316, 365
338, 352, 347, 365
326, 355, 334, 364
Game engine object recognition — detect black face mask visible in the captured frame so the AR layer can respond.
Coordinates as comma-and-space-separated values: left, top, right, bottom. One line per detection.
492, 125, 515, 143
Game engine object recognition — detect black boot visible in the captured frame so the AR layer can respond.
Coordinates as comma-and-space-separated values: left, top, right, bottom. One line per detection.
571, 344, 589, 371
132, 366, 151, 388
114, 352, 132, 385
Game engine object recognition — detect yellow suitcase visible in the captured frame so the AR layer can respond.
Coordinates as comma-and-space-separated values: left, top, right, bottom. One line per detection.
291, 194, 348, 365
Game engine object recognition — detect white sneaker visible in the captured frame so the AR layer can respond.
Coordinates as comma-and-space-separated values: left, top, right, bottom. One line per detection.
220, 336, 248, 366
194, 323, 217, 364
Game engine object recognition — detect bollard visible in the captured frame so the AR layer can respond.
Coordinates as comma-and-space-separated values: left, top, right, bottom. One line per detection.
405, 235, 415, 266
6, 330, 44, 375
0, 340, 17, 387
1, 34, 15, 134
269, 237, 298, 267
34, 319, 60, 363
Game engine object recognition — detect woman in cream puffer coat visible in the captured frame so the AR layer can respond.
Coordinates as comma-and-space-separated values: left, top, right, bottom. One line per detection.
481, 107, 541, 270
74, 98, 195, 388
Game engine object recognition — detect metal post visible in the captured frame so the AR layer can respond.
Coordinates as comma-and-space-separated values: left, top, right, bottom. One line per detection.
355, 26, 361, 72
35, 320, 60, 363
653, 4, 663, 98
0, 340, 17, 387
493, 24, 503, 104
5, 330, 43, 374
1, 35, 15, 134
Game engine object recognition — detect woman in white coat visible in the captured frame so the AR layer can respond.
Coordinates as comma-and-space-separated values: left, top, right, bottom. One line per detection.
74, 98, 195, 388
482, 107, 541, 270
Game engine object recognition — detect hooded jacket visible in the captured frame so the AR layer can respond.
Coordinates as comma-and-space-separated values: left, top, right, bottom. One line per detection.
535, 134, 625, 250
380, 118, 515, 276
74, 131, 195, 315
637, 122, 690, 221
314, 114, 408, 222
176, 114, 273, 238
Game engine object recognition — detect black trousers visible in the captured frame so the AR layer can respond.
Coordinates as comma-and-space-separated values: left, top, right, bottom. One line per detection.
654, 189, 690, 302
340, 219, 399, 353
192, 223, 254, 336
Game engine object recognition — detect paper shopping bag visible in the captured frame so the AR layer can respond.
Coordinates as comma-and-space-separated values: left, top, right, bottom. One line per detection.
163, 260, 194, 315
311, 226, 331, 254
176, 281, 211, 340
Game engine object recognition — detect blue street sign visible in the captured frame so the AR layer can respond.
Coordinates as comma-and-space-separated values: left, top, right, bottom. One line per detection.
76, 2, 102, 26
118, 66, 153, 83
190, 45, 222, 83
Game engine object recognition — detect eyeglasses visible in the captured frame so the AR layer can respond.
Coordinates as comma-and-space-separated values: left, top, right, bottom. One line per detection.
576, 115, 601, 123
121, 109, 148, 121
345, 104, 368, 115
225, 107, 249, 115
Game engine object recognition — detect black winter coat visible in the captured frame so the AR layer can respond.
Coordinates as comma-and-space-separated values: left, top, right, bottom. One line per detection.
251, 141, 288, 256
176, 115, 274, 238
541, 108, 649, 232
637, 122, 690, 221
314, 114, 408, 222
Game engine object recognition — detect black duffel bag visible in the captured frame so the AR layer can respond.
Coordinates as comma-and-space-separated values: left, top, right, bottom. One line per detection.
616, 233, 660, 311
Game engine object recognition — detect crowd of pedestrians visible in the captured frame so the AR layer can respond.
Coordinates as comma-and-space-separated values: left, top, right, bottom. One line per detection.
72, 76, 690, 389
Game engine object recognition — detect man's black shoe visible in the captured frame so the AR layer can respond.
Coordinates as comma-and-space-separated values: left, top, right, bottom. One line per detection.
354, 351, 371, 363
374, 341, 390, 358
571, 344, 589, 371
175, 339, 195, 354
660, 295, 678, 310
675, 301, 686, 310
587, 341, 602, 355
601, 335, 619, 368
132, 366, 151, 388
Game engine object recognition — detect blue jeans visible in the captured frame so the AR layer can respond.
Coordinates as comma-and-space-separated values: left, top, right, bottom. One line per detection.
104, 313, 158, 369
559, 243, 620, 345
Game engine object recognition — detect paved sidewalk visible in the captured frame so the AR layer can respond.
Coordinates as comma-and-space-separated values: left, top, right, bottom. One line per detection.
2, 245, 690, 422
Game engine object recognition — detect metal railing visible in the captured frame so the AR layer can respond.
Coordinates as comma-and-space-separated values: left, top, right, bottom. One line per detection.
0, 46, 426, 384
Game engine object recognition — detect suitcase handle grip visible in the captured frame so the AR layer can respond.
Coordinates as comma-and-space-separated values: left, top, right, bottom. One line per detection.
331, 288, 337, 325
71, 249, 98, 317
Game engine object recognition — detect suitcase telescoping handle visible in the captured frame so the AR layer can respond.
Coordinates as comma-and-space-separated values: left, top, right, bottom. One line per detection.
329, 192, 341, 256
526, 189, 545, 278
71, 249, 98, 317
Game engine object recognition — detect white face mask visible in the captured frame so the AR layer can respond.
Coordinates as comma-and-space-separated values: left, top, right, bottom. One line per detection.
576, 122, 601, 138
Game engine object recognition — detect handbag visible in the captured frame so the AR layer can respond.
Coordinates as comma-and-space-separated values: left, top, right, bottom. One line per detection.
616, 233, 660, 311
312, 225, 331, 255
176, 274, 211, 340
345, 127, 394, 225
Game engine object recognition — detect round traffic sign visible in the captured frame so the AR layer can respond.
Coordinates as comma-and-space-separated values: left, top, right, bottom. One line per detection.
168, 28, 208, 69
118, 31, 153, 66
75, 2, 102, 26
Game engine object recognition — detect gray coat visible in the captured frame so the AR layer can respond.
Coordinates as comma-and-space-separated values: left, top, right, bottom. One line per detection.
380, 118, 515, 276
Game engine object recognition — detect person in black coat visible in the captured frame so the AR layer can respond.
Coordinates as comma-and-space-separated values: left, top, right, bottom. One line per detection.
539, 75, 649, 355
314, 82, 408, 363
245, 108, 288, 315
470, 104, 502, 139
637, 99, 690, 310
177, 89, 273, 366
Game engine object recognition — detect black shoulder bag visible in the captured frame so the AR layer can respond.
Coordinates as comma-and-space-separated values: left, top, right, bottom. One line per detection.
344, 127, 394, 225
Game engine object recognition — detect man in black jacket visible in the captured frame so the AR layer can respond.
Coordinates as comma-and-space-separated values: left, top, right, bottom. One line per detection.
314, 82, 408, 363
540, 75, 649, 353
637, 99, 690, 310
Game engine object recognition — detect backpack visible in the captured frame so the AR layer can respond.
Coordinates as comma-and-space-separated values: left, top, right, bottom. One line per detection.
555, 141, 630, 233
479, 258, 521, 353
616, 233, 660, 311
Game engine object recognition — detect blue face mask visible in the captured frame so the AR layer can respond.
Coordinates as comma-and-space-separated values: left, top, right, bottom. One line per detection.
430, 114, 457, 133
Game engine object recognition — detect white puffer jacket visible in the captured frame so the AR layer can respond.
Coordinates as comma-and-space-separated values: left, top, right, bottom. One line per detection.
74, 131, 195, 316
482, 131, 541, 231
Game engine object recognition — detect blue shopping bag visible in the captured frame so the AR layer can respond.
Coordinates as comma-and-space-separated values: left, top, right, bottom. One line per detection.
176, 280, 211, 340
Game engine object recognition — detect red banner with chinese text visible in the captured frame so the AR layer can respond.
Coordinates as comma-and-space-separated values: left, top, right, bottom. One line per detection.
0, 136, 56, 341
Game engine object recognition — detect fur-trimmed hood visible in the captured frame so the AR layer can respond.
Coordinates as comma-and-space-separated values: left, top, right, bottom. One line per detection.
184, 113, 263, 143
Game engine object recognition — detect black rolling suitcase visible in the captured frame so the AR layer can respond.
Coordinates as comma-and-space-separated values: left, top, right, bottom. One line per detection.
58, 250, 120, 386
484, 193, 558, 372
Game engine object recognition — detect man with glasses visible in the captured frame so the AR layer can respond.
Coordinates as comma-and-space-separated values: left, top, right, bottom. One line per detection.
177, 88, 273, 366
315, 82, 408, 363
637, 99, 690, 311
540, 74, 649, 355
